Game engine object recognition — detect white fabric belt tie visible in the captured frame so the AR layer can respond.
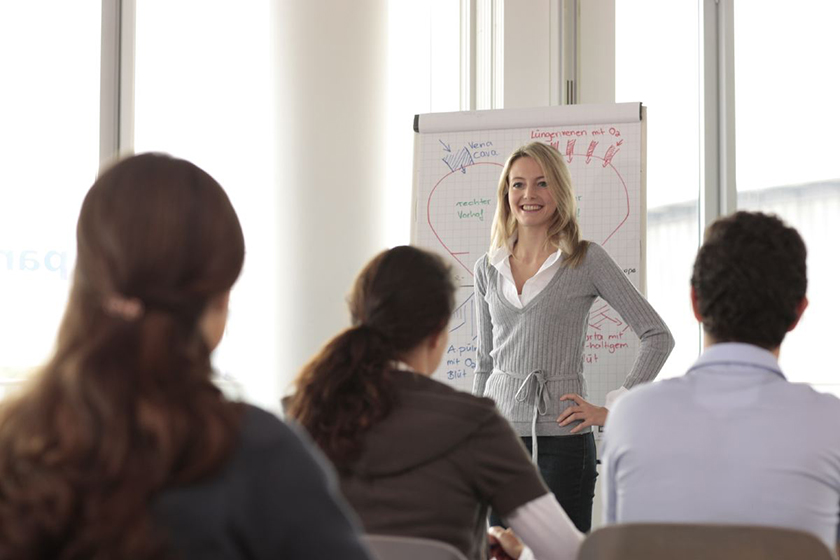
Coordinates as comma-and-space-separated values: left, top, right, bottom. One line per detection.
511, 368, 554, 465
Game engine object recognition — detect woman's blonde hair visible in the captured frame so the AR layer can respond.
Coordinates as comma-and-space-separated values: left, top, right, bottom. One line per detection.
489, 142, 588, 267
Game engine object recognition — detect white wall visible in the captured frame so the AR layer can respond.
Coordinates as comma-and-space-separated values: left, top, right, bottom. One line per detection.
502, 0, 615, 108
503, 0, 552, 107
579, 0, 615, 104
270, 0, 389, 399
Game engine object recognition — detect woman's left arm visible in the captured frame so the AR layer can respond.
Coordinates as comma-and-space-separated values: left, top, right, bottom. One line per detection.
557, 244, 674, 432
588, 243, 675, 388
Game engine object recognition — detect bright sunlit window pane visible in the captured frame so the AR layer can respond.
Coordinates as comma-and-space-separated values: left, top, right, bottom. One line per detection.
734, 0, 840, 394
0, 2, 101, 396
386, 0, 462, 247
134, 0, 276, 409
616, 0, 701, 378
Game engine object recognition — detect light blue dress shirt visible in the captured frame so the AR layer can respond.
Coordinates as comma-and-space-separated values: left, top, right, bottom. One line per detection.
602, 343, 840, 549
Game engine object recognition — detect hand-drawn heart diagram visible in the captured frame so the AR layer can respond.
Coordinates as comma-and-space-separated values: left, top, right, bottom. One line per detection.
426, 154, 631, 281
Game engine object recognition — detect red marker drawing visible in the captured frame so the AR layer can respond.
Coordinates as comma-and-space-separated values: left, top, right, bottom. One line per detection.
603, 145, 619, 168
586, 141, 598, 164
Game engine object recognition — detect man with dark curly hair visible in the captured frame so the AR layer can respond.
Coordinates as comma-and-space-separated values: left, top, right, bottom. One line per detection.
601, 211, 840, 554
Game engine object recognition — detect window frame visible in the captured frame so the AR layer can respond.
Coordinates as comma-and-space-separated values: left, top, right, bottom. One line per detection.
100, 0, 135, 166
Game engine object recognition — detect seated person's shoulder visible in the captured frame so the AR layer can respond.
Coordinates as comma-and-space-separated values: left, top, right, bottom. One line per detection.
612, 376, 680, 409
233, 404, 336, 483
239, 404, 287, 442
237, 404, 315, 457
606, 377, 689, 432
785, 381, 840, 419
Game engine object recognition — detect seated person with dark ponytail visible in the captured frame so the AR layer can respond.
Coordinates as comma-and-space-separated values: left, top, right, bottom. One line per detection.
287, 246, 582, 560
0, 154, 371, 560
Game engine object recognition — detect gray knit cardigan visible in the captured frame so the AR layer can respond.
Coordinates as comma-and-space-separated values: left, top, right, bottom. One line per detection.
472, 242, 675, 437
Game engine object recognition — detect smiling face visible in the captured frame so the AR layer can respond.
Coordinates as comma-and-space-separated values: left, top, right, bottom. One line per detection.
506, 156, 558, 232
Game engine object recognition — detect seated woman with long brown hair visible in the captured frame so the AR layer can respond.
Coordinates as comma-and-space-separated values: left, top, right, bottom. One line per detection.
287, 246, 582, 560
0, 154, 371, 560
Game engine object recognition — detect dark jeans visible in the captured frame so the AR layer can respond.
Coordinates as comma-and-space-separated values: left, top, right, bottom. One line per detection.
490, 433, 598, 533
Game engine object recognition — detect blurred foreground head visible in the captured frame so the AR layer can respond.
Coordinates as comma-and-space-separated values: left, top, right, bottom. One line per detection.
0, 153, 245, 559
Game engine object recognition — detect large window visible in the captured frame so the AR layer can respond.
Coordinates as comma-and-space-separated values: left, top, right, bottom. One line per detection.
386, 0, 463, 246
734, 0, 840, 394
16, 2, 835, 405
0, 2, 101, 397
134, 0, 277, 407
616, 0, 701, 378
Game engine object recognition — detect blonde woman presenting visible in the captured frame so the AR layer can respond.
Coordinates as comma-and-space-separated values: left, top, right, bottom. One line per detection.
473, 142, 674, 531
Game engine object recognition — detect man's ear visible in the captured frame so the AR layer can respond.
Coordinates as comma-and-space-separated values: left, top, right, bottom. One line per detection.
690, 286, 703, 323
787, 296, 809, 332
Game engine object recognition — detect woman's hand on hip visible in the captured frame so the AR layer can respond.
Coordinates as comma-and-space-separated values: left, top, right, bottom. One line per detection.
556, 394, 607, 433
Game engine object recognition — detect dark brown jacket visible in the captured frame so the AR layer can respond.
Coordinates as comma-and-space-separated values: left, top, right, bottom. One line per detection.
339, 370, 548, 560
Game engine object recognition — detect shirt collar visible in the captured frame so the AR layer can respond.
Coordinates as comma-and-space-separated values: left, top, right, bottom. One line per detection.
488, 235, 564, 267
488, 237, 514, 266
688, 342, 785, 379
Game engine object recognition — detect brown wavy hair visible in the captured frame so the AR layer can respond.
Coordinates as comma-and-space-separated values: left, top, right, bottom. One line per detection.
0, 153, 245, 558
287, 246, 455, 468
